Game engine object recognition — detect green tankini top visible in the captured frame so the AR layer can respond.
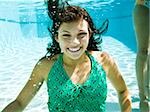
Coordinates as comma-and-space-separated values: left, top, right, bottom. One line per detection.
47, 52, 107, 112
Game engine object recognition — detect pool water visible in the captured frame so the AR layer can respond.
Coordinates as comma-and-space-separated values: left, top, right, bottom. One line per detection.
0, 0, 140, 112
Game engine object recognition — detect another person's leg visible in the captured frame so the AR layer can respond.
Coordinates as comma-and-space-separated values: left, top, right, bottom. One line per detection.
133, 1, 150, 111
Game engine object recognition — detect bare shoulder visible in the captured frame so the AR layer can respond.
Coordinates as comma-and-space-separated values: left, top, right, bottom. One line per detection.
90, 51, 114, 64
90, 51, 116, 76
33, 54, 60, 81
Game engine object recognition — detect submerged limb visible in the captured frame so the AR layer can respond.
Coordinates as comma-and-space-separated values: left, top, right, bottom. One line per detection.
133, 3, 150, 112
136, 52, 150, 112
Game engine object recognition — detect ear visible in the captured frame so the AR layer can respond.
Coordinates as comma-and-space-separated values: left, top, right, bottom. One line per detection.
55, 36, 59, 43
88, 27, 92, 38
89, 32, 92, 38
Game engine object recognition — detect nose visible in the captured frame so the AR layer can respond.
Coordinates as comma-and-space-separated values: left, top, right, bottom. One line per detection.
72, 37, 80, 45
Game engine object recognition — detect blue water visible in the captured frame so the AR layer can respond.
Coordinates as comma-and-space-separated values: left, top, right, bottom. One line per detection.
0, 0, 136, 52
0, 0, 139, 112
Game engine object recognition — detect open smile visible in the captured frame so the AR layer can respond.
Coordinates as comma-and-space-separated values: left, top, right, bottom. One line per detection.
67, 47, 82, 52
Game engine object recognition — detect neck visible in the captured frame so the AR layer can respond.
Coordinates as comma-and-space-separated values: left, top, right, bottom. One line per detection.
63, 52, 88, 67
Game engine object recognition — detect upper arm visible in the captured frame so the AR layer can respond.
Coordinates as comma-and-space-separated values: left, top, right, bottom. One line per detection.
96, 51, 131, 111
98, 52, 127, 93
15, 57, 51, 109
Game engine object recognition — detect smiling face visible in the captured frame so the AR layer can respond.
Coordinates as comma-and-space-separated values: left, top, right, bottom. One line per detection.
56, 19, 90, 60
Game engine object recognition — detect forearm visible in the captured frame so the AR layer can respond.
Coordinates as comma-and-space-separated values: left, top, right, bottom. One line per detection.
118, 89, 132, 112
2, 100, 24, 112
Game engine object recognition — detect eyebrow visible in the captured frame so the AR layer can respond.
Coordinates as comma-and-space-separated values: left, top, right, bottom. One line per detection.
61, 30, 86, 33
61, 30, 70, 33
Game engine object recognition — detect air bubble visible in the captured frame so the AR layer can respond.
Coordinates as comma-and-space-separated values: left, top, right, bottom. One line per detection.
38, 82, 42, 86
33, 84, 36, 87
37, 61, 41, 65
52, 6, 56, 8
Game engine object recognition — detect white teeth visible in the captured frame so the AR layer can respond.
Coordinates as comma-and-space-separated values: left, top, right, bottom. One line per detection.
68, 47, 80, 52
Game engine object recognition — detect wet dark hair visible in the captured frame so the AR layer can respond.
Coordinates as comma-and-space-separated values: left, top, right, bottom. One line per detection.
46, 0, 109, 57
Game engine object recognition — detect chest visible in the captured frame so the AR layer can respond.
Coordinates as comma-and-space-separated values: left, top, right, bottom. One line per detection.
63, 59, 91, 85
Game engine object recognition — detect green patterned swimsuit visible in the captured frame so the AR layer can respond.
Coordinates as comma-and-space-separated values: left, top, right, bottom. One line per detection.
47, 52, 107, 112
